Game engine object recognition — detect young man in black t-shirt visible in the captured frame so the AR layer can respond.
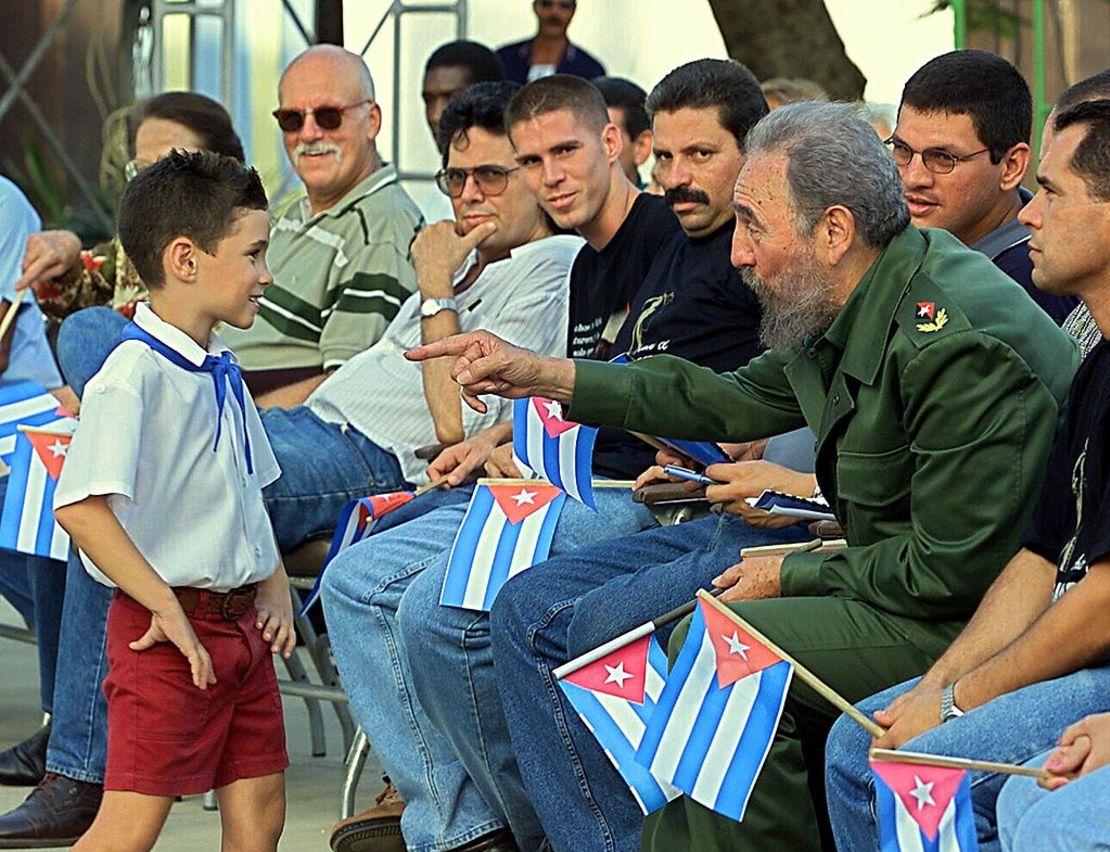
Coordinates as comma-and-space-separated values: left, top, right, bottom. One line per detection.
825, 98, 1110, 852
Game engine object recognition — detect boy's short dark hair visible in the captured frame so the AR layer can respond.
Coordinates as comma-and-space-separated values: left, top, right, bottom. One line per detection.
1054, 100, 1110, 201
505, 75, 610, 138
137, 92, 245, 163
437, 80, 522, 163
592, 76, 650, 139
645, 59, 769, 151
900, 49, 1031, 164
425, 40, 505, 85
118, 150, 268, 288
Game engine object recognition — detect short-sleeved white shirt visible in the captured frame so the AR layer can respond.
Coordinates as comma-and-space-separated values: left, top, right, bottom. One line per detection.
54, 303, 282, 591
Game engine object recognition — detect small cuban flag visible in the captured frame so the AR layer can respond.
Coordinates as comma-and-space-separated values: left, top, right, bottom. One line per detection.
0, 381, 70, 465
634, 597, 792, 822
556, 633, 681, 814
440, 480, 565, 611
297, 491, 416, 614
870, 761, 978, 852
512, 397, 597, 509
0, 425, 76, 560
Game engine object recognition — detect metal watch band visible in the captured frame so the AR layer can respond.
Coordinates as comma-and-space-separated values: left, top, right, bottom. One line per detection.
940, 682, 964, 723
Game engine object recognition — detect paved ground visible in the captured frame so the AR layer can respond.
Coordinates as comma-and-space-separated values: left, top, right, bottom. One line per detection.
0, 597, 381, 850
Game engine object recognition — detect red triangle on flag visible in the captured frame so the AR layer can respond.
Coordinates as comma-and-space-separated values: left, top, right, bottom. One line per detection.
699, 598, 784, 689
488, 483, 563, 525
562, 634, 650, 704
26, 432, 71, 481
869, 761, 966, 841
365, 491, 414, 519
532, 397, 579, 438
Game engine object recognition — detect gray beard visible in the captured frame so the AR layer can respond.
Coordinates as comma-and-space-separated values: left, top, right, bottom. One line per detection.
741, 258, 841, 350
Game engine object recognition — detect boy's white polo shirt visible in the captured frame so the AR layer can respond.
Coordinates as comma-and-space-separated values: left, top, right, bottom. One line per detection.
55, 303, 282, 591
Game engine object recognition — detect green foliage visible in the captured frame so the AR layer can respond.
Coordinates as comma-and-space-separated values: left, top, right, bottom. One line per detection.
2, 134, 115, 243
923, 1, 1026, 38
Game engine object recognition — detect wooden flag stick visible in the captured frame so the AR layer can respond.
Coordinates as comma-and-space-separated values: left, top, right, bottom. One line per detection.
553, 541, 824, 680
869, 748, 1048, 779
697, 589, 886, 738
475, 477, 635, 489
414, 474, 451, 497
627, 430, 669, 454
0, 287, 27, 343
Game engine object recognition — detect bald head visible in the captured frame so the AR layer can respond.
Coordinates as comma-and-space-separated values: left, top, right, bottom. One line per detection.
281, 45, 375, 102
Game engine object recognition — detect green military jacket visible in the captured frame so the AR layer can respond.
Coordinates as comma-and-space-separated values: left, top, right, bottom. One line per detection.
569, 226, 1079, 646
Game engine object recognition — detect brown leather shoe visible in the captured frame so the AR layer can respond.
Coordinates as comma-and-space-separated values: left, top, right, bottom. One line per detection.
330, 782, 406, 852
0, 773, 102, 848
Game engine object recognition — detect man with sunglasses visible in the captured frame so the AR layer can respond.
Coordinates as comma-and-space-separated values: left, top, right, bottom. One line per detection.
889, 49, 1077, 323
218, 45, 424, 402
497, 0, 604, 85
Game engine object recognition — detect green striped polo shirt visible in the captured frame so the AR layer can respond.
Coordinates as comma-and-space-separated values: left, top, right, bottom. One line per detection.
221, 164, 424, 371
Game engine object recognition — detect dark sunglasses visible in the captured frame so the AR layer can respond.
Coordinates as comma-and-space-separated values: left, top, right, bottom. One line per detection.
435, 165, 520, 198
272, 98, 372, 133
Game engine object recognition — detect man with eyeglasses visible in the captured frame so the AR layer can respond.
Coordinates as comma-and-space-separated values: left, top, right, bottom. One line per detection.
497, 0, 605, 85
889, 49, 1077, 324
825, 90, 1110, 852
218, 45, 425, 403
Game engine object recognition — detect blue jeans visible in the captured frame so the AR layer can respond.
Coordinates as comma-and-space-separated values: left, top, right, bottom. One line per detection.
45, 552, 112, 782
824, 666, 1110, 852
323, 488, 657, 852
0, 476, 68, 714
997, 751, 1110, 851
55, 306, 125, 396
489, 514, 810, 852
259, 406, 409, 551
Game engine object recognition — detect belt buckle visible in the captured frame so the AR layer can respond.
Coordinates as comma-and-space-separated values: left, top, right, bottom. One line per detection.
220, 588, 252, 621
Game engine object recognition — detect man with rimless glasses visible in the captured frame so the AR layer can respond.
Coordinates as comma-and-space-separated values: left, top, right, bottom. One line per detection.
888, 50, 1077, 323
218, 45, 425, 403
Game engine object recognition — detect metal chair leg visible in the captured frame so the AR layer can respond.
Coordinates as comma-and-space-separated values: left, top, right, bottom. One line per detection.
281, 643, 327, 757
340, 727, 370, 819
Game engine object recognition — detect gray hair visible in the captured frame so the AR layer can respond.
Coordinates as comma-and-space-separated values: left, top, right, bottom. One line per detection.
744, 101, 909, 249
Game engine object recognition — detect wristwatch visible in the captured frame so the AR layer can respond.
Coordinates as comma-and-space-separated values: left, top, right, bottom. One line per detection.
420, 297, 458, 319
940, 682, 965, 723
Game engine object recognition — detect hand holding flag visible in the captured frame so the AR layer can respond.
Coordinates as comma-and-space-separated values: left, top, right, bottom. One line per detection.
405, 330, 575, 414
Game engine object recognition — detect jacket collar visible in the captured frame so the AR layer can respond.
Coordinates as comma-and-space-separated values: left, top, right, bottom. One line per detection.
817, 226, 927, 385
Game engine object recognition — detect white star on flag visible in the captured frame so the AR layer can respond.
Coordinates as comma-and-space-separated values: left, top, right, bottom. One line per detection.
603, 662, 633, 688
47, 440, 68, 458
542, 400, 563, 421
909, 775, 936, 811
723, 631, 750, 659
511, 489, 537, 506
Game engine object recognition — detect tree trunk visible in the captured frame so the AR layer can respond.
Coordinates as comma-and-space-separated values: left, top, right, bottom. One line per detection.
706, 0, 867, 100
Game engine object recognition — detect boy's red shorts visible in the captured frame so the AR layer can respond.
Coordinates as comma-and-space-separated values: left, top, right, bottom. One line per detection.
103, 590, 289, 797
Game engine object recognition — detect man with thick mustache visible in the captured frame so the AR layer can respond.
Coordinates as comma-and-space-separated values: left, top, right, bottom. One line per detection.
412, 102, 1079, 851
219, 45, 424, 401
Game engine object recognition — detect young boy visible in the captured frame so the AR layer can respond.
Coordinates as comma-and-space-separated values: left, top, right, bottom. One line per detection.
54, 150, 295, 852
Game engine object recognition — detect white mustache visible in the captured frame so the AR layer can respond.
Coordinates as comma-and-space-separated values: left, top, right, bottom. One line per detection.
294, 142, 342, 162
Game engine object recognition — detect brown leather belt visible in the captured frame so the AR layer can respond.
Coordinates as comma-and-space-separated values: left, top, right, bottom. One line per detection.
174, 585, 257, 621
